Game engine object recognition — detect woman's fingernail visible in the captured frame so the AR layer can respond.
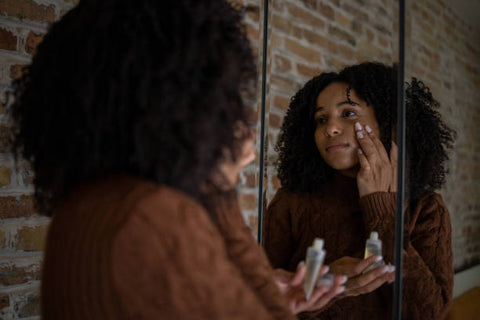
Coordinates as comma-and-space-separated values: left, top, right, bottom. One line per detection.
338, 286, 346, 294
358, 148, 363, 154
357, 131, 364, 139
365, 125, 372, 133
324, 265, 330, 273
381, 266, 389, 273
374, 256, 383, 262
355, 122, 362, 131
341, 276, 348, 284
389, 266, 396, 272
297, 260, 305, 268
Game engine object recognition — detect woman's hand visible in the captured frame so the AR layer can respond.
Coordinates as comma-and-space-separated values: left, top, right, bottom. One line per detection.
329, 255, 395, 297
273, 264, 347, 315
355, 122, 397, 197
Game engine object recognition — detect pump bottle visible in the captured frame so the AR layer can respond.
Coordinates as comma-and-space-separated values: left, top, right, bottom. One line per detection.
363, 231, 383, 272
303, 238, 326, 300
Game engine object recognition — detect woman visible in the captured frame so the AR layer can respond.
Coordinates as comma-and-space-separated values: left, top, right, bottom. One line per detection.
263, 62, 455, 319
9, 0, 344, 318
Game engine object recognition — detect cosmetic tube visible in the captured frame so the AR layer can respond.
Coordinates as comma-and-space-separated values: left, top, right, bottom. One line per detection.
363, 231, 383, 272
303, 238, 326, 300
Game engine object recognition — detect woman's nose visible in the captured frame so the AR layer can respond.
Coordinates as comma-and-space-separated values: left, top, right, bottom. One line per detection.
325, 119, 342, 137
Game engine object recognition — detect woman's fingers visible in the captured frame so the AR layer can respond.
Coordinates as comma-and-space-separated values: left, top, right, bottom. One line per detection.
289, 262, 306, 287
345, 265, 395, 297
355, 123, 378, 160
357, 148, 371, 172
364, 125, 390, 161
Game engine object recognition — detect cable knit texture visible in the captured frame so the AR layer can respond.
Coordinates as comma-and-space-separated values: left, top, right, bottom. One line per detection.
41, 175, 294, 319
263, 174, 453, 320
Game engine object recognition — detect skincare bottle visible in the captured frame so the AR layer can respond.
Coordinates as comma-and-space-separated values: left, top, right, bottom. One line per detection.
364, 231, 383, 272
303, 238, 326, 300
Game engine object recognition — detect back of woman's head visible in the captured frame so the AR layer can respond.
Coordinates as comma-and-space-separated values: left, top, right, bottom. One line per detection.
277, 62, 455, 200
10, 0, 256, 215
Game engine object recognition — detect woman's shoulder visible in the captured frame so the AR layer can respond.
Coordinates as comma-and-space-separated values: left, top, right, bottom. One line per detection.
414, 191, 448, 212
67, 174, 215, 234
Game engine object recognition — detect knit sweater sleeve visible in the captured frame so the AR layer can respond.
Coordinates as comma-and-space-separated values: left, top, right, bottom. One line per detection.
214, 192, 295, 320
359, 192, 453, 319
110, 189, 275, 319
262, 189, 295, 270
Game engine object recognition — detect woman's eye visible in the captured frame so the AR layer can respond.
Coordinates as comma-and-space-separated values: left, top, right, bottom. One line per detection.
315, 118, 327, 126
343, 110, 357, 118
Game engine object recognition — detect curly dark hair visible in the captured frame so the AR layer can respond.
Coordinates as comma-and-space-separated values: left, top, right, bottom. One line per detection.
276, 62, 455, 201
9, 0, 256, 216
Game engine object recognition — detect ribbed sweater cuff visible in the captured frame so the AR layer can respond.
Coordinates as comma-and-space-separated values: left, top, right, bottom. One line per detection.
359, 192, 397, 230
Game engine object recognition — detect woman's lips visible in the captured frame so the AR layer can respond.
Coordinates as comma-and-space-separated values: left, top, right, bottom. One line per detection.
326, 143, 349, 152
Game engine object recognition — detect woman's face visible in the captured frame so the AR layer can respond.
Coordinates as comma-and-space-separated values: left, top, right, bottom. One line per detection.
313, 82, 380, 177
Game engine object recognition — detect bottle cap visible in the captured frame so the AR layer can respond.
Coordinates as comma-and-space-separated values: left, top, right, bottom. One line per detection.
370, 231, 379, 240
313, 238, 324, 250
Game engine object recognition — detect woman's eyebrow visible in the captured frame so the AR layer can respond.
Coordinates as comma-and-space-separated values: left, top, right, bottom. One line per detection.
337, 100, 360, 107
314, 100, 360, 113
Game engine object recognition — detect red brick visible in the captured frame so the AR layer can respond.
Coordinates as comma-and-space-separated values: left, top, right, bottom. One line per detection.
243, 172, 257, 188
24, 31, 43, 55
0, 294, 9, 310
273, 54, 292, 73
0, 125, 12, 153
247, 214, 258, 235
302, 28, 337, 52
300, 0, 316, 10
272, 14, 292, 35
246, 22, 259, 42
15, 225, 48, 251
0, 165, 11, 187
286, 3, 325, 29
0, 229, 4, 248
239, 193, 257, 210
284, 38, 322, 64
273, 94, 291, 111
0, 0, 55, 23
337, 44, 354, 60
245, 4, 259, 22
328, 26, 355, 46
297, 63, 321, 79
0, 263, 41, 286
0, 28, 16, 51
14, 291, 40, 317
318, 3, 334, 20
0, 195, 36, 218
270, 74, 298, 94
269, 113, 282, 128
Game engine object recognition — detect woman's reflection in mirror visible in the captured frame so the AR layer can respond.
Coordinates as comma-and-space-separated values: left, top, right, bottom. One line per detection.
263, 62, 455, 319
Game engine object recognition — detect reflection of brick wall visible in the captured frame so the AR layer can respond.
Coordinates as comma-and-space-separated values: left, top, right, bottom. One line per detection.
406, 1, 480, 271
262, 0, 480, 272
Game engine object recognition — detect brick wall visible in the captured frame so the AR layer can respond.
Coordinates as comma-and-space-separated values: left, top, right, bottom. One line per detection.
406, 0, 480, 271
0, 0, 264, 318
0, 1, 79, 317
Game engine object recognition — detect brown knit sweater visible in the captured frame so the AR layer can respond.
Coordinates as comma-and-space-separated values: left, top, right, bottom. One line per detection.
263, 174, 453, 319
41, 175, 294, 319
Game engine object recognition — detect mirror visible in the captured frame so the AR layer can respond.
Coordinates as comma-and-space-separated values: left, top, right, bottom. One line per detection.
259, 0, 402, 318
